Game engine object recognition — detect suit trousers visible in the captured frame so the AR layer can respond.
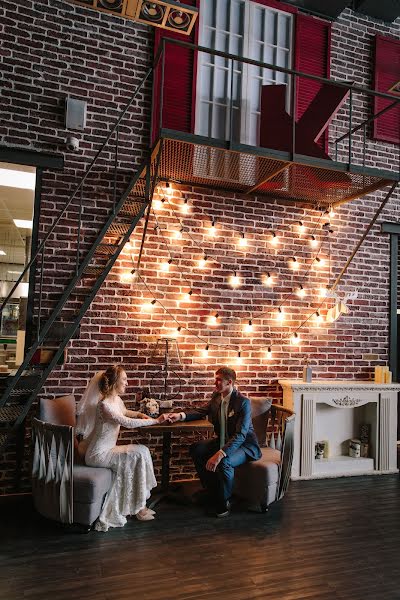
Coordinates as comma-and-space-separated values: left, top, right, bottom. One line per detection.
190, 438, 249, 505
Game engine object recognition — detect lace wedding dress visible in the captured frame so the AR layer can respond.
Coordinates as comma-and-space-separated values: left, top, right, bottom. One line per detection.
83, 396, 158, 532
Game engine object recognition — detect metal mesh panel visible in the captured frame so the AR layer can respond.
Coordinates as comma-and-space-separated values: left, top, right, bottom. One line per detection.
155, 137, 395, 206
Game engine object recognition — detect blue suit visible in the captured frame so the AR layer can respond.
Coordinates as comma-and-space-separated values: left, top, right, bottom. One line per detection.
186, 389, 261, 508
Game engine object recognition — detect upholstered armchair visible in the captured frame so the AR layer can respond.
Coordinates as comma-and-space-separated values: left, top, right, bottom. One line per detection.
234, 399, 295, 512
31, 395, 112, 529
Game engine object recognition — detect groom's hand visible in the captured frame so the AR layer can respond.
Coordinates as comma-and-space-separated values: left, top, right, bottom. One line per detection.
165, 412, 182, 423
206, 450, 224, 472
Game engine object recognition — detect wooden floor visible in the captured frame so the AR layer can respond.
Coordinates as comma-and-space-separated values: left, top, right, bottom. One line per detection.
1, 474, 400, 600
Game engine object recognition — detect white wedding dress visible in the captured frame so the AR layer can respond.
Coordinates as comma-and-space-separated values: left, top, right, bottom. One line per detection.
82, 396, 158, 532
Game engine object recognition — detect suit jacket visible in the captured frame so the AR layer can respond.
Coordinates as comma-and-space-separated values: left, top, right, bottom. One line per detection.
185, 389, 261, 461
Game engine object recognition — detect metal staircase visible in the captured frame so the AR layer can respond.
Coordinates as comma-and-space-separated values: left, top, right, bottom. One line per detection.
0, 66, 161, 470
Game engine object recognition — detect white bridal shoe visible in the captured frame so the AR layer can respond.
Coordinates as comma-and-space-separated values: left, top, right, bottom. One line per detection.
135, 508, 155, 521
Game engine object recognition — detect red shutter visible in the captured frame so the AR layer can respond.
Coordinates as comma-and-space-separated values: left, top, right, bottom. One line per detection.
152, 0, 198, 145
373, 35, 400, 144
294, 14, 331, 149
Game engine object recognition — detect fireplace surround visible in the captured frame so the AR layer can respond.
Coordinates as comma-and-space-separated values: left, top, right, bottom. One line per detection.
279, 380, 399, 480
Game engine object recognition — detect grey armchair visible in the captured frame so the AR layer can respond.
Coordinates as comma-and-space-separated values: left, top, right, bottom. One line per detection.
234, 399, 295, 512
31, 395, 112, 529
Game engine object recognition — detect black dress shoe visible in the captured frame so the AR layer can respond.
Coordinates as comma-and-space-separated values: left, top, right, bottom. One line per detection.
216, 500, 231, 518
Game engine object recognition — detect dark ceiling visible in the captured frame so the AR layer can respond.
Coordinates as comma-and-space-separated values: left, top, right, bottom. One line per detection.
282, 0, 400, 22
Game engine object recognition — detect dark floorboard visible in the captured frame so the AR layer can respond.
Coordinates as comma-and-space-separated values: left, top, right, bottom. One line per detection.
1, 474, 400, 600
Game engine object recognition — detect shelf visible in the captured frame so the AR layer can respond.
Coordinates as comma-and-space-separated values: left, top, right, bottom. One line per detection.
314, 456, 375, 476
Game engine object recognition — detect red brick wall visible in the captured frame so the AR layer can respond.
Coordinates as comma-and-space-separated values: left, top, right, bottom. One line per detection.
0, 2, 399, 493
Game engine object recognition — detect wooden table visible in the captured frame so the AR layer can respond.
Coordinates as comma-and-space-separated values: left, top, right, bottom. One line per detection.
145, 419, 213, 506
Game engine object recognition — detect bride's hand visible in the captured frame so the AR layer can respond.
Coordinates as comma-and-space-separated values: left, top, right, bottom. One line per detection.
137, 412, 152, 419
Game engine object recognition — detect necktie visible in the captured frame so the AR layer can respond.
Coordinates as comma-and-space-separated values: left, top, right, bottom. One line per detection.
219, 396, 227, 449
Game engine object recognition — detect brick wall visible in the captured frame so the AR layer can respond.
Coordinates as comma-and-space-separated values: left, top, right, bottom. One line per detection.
0, 2, 399, 493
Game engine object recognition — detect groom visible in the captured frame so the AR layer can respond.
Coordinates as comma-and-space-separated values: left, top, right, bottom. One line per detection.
166, 366, 261, 517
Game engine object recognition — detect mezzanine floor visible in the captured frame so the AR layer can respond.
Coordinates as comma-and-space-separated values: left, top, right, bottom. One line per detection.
1, 474, 400, 600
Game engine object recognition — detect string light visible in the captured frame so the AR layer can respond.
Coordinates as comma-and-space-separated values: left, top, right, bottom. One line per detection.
315, 311, 323, 324
209, 313, 219, 326
236, 350, 242, 365
327, 205, 335, 219
291, 332, 300, 345
125, 239, 133, 252
290, 257, 299, 270
315, 256, 325, 267
264, 272, 274, 287
238, 233, 248, 248
184, 289, 193, 302
161, 258, 173, 272
142, 299, 157, 312
198, 255, 207, 269
319, 285, 329, 298
209, 218, 216, 236
165, 182, 173, 197
130, 268, 137, 278
269, 231, 278, 246
176, 326, 182, 336
182, 198, 190, 214
298, 221, 306, 234
153, 197, 164, 210
120, 271, 134, 283
296, 284, 306, 298
229, 271, 241, 288
277, 307, 285, 322
244, 319, 253, 334
266, 346, 272, 360
310, 235, 318, 248
174, 227, 184, 240
202, 344, 209, 358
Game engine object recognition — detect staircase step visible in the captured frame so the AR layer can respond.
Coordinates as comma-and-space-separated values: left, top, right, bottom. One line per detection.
83, 266, 105, 277
105, 223, 132, 238
119, 200, 147, 218
95, 243, 119, 257
0, 405, 23, 423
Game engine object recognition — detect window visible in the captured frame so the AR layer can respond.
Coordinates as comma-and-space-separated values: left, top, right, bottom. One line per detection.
195, 0, 293, 146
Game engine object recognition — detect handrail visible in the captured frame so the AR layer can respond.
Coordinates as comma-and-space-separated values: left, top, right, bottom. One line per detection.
162, 37, 400, 103
334, 99, 400, 144
0, 65, 154, 316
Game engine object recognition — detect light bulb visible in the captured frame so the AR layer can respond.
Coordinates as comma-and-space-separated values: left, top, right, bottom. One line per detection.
290, 257, 299, 270
319, 285, 328, 298
153, 198, 163, 210
291, 332, 300, 345
266, 347, 272, 360
182, 199, 190, 214
264, 272, 274, 287
329, 205, 335, 218
142, 299, 156, 312
198, 256, 207, 269
315, 311, 323, 325
184, 290, 193, 302
270, 232, 278, 246
120, 271, 133, 283
236, 351, 242, 365
244, 319, 253, 334
202, 345, 209, 358
315, 257, 325, 267
230, 272, 241, 288
209, 313, 219, 326
125, 239, 133, 252
209, 220, 216, 236
298, 221, 306, 234
161, 259, 172, 272
130, 269, 137, 280
165, 182, 173, 197
175, 228, 184, 240
175, 326, 182, 337
297, 285, 306, 298
277, 308, 285, 322
310, 235, 318, 248
238, 233, 247, 248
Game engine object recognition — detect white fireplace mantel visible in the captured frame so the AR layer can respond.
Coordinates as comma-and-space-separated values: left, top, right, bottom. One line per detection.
279, 380, 400, 480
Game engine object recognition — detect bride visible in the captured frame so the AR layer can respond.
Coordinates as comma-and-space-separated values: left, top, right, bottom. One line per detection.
76, 364, 164, 531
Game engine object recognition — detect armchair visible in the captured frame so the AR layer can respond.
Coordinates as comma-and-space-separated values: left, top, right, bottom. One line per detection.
234, 400, 295, 512
31, 395, 112, 529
